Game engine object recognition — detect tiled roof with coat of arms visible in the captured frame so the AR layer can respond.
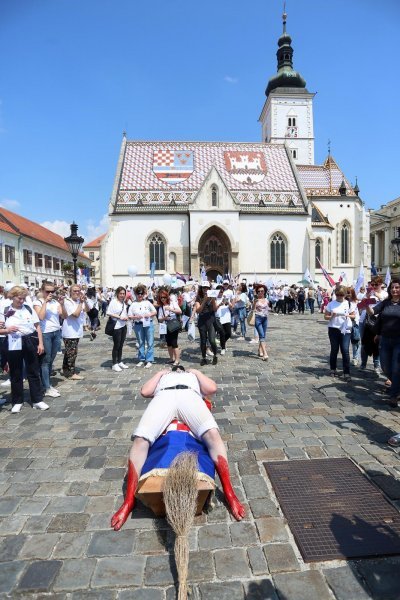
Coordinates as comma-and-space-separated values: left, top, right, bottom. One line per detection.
113, 140, 308, 213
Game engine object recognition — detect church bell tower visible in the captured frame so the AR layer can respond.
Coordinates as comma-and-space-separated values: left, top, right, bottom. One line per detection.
259, 9, 315, 165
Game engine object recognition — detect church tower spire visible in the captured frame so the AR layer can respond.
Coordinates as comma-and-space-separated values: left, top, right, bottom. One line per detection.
259, 6, 315, 165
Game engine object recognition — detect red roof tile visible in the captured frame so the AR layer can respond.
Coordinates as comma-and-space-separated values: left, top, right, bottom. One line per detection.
84, 233, 106, 249
0, 220, 18, 235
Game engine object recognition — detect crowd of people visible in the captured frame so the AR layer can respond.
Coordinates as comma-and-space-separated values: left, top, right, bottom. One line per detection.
0, 275, 399, 447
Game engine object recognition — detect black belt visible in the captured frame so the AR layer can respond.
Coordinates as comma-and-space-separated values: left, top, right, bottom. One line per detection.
160, 385, 190, 391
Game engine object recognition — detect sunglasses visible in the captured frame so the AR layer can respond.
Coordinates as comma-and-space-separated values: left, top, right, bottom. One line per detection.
136, 292, 144, 295
160, 296, 168, 300
371, 284, 380, 287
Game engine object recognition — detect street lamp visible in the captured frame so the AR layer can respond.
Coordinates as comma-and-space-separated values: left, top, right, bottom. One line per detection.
64, 222, 84, 283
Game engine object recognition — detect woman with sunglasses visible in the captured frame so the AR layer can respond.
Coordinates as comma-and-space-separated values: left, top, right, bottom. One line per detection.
128, 285, 156, 368
252, 284, 270, 361
156, 288, 182, 366
61, 284, 89, 380
359, 276, 388, 373
324, 285, 356, 381
33, 281, 62, 398
366, 278, 400, 407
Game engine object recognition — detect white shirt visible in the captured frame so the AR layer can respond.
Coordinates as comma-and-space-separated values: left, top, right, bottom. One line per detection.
158, 299, 179, 322
5, 305, 39, 336
155, 371, 201, 395
128, 300, 155, 324
0, 298, 12, 338
107, 299, 128, 330
33, 299, 61, 333
62, 298, 86, 338
216, 298, 232, 324
326, 299, 355, 331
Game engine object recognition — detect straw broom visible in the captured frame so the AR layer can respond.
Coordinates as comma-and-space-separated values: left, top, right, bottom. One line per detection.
163, 452, 199, 600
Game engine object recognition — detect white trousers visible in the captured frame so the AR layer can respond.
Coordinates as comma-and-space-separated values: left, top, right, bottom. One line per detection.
133, 389, 218, 444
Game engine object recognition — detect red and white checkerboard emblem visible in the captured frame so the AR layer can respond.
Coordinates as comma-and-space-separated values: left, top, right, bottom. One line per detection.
153, 149, 194, 185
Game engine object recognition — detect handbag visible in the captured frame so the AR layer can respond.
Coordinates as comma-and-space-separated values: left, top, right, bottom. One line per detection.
105, 305, 124, 336
350, 322, 361, 343
166, 318, 182, 334
247, 310, 255, 326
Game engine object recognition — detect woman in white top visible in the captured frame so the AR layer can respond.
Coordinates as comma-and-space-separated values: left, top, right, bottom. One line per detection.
156, 288, 182, 366
107, 286, 129, 372
324, 285, 356, 381
33, 281, 62, 398
233, 283, 248, 338
252, 284, 270, 361
0, 285, 48, 413
215, 286, 232, 355
60, 284, 89, 380
128, 285, 157, 368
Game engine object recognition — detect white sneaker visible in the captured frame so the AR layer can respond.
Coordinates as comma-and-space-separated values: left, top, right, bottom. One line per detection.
145, 362, 152, 369
112, 364, 122, 372
119, 362, 129, 369
135, 343, 139, 348
221, 349, 226, 355
33, 401, 49, 411
206, 349, 213, 357
45, 388, 60, 398
1, 379, 11, 387
136, 362, 144, 367
11, 403, 23, 413
249, 339, 258, 344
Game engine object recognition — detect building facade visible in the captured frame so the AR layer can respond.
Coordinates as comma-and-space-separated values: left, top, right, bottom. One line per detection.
0, 208, 90, 287
102, 13, 370, 287
370, 197, 400, 277
83, 233, 106, 287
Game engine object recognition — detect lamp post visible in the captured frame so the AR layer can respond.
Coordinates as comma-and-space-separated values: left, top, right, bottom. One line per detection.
64, 222, 84, 284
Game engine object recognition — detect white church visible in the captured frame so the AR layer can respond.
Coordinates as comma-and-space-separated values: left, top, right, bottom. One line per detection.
102, 12, 370, 287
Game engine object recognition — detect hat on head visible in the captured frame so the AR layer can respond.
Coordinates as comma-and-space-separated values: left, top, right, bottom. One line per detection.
223, 279, 229, 284
200, 281, 210, 288
4, 282, 15, 292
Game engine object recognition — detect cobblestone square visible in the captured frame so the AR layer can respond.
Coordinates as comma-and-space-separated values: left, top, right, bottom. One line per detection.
1, 313, 400, 598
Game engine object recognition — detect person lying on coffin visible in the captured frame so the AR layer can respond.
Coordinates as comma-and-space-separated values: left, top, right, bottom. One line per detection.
111, 365, 245, 530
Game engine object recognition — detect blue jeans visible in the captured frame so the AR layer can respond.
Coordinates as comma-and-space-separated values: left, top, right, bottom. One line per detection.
41, 329, 62, 390
134, 323, 154, 363
255, 315, 268, 341
237, 307, 247, 337
379, 336, 400, 398
328, 328, 351, 374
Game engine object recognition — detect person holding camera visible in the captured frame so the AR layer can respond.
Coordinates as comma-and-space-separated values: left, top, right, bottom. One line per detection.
60, 284, 89, 380
193, 282, 218, 366
156, 288, 182, 366
33, 282, 62, 397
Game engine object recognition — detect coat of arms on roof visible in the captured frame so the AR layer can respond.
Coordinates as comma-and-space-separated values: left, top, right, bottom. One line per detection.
152, 150, 194, 185
224, 151, 267, 185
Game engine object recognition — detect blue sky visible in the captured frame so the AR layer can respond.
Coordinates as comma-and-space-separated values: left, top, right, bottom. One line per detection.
0, 0, 399, 243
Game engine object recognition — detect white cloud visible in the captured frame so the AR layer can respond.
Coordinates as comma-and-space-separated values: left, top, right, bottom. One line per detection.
0, 198, 21, 210
224, 75, 239, 84
40, 219, 71, 238
84, 213, 108, 243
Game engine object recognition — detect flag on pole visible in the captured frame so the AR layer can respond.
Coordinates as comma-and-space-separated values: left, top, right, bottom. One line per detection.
200, 265, 207, 280
176, 271, 187, 284
150, 262, 156, 279
316, 258, 335, 287
385, 266, 391, 288
303, 268, 313, 285
371, 263, 378, 276
355, 263, 365, 294
338, 271, 347, 284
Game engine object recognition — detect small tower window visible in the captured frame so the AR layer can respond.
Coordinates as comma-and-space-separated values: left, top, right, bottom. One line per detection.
290, 149, 297, 159
288, 117, 296, 127
211, 185, 218, 207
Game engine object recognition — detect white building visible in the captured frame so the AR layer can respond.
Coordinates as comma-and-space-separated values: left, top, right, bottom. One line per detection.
102, 12, 370, 287
0, 207, 90, 287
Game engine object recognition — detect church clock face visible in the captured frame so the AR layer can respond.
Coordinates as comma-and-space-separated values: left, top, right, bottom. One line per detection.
286, 126, 298, 138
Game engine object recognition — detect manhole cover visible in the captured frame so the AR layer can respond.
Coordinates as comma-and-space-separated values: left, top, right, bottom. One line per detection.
264, 458, 400, 562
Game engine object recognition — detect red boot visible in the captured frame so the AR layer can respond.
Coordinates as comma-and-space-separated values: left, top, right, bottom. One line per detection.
215, 455, 245, 520
111, 460, 138, 531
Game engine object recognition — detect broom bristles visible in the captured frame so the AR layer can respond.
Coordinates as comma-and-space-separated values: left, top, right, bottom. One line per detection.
163, 451, 199, 600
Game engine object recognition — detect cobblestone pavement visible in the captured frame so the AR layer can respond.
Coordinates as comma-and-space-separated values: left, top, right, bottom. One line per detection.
1, 312, 400, 599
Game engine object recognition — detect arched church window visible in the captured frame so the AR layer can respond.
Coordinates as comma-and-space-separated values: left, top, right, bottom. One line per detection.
149, 233, 165, 270
340, 222, 350, 264
315, 238, 322, 268
211, 185, 218, 207
328, 239, 332, 269
270, 233, 286, 270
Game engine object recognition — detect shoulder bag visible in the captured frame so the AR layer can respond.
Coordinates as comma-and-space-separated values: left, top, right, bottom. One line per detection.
105, 305, 124, 336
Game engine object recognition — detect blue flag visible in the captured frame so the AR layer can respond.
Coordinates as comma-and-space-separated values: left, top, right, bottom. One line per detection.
371, 263, 378, 276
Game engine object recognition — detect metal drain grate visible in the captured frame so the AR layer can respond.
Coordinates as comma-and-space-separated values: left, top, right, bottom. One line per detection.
264, 458, 400, 562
